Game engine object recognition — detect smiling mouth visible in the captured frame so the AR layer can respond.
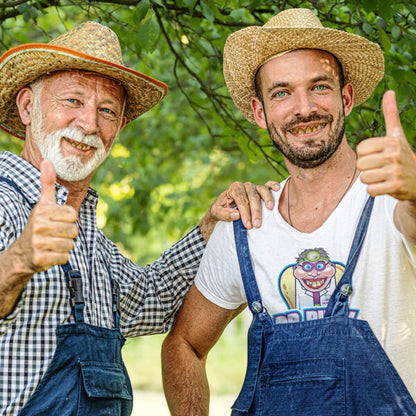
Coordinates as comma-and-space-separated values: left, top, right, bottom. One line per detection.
64, 137, 94, 151
289, 123, 326, 135
303, 278, 327, 290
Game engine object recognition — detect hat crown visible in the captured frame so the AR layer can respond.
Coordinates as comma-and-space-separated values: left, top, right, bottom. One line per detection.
264, 8, 323, 29
48, 21, 124, 65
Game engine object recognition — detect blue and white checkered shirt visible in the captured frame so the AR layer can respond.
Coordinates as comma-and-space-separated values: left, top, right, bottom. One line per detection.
0, 152, 206, 415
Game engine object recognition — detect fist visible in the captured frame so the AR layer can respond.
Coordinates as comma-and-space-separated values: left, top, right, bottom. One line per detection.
20, 160, 78, 273
357, 90, 416, 201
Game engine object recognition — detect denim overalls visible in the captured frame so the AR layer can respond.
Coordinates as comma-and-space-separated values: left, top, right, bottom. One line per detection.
232, 196, 416, 416
0, 177, 132, 416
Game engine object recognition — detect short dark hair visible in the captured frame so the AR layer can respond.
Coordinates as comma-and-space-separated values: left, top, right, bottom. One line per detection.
254, 50, 345, 104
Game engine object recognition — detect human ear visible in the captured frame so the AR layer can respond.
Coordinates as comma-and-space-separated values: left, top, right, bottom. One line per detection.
16, 87, 35, 126
342, 82, 354, 117
251, 97, 268, 129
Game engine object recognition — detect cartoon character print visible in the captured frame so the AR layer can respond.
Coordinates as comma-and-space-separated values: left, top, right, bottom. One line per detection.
277, 248, 346, 322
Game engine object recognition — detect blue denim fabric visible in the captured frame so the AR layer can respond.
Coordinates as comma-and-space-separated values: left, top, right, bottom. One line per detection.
0, 176, 133, 416
232, 197, 416, 416
17, 323, 132, 416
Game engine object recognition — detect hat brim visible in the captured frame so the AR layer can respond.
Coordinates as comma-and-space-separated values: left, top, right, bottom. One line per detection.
0, 44, 168, 139
223, 26, 384, 124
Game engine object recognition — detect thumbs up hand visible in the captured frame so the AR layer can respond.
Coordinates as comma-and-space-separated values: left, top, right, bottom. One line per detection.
357, 90, 416, 202
14, 160, 79, 275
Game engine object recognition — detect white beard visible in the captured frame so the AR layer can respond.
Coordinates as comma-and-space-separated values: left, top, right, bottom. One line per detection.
30, 98, 111, 182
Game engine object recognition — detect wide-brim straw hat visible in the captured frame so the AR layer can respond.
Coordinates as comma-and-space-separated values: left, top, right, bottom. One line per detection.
0, 21, 168, 139
223, 8, 385, 124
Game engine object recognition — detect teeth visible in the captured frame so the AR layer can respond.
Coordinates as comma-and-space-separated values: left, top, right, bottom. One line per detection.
291, 123, 325, 134
307, 279, 325, 288
65, 138, 92, 151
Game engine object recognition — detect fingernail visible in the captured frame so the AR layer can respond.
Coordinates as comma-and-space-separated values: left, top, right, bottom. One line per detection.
230, 212, 239, 220
246, 220, 252, 228
267, 201, 274, 209
254, 219, 261, 228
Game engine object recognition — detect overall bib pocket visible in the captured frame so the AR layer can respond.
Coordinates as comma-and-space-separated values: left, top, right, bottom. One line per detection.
78, 361, 132, 416
259, 358, 345, 416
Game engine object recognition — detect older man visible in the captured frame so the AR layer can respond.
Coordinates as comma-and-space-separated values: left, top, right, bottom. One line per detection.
162, 8, 416, 416
0, 22, 276, 416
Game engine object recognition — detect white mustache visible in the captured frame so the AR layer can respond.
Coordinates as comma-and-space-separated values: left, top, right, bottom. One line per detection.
56, 127, 104, 149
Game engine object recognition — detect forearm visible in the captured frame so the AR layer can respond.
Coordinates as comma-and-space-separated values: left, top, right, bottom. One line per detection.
0, 245, 33, 318
162, 336, 210, 416
198, 208, 218, 242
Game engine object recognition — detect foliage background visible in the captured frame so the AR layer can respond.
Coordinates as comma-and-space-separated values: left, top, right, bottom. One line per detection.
0, 0, 414, 393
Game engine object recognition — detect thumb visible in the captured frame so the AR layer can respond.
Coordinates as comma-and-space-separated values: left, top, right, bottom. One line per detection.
39, 160, 57, 205
383, 90, 405, 139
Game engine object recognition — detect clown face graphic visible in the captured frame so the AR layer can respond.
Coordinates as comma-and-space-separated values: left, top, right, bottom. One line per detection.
293, 250, 336, 294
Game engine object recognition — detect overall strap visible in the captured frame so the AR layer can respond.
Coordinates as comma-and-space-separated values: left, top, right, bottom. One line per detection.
233, 219, 267, 317
232, 219, 272, 414
325, 196, 375, 317
0, 176, 86, 323
0, 176, 34, 207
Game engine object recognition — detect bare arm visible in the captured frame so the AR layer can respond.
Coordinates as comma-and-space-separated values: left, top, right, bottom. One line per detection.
162, 284, 245, 415
0, 161, 78, 318
199, 181, 279, 241
357, 91, 416, 244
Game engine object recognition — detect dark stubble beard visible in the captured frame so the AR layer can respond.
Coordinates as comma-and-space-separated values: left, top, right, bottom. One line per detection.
266, 109, 346, 169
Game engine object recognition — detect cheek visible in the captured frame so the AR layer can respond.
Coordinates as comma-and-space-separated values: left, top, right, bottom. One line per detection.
41, 110, 70, 134
322, 266, 336, 277
99, 121, 120, 150
294, 269, 307, 279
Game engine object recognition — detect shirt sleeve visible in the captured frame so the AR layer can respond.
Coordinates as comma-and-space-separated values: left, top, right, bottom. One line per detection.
111, 226, 206, 337
195, 221, 247, 310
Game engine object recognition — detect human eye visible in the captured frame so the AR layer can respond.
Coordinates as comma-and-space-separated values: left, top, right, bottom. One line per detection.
65, 97, 80, 105
272, 90, 288, 99
313, 83, 332, 93
99, 107, 118, 120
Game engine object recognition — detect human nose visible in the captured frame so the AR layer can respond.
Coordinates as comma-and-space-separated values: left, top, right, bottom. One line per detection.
292, 91, 317, 117
75, 104, 99, 135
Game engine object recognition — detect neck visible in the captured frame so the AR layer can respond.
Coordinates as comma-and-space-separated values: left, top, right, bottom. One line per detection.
57, 174, 92, 214
281, 143, 358, 232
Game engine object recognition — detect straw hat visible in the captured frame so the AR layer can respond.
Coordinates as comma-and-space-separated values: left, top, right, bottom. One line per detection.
0, 21, 168, 139
223, 8, 385, 124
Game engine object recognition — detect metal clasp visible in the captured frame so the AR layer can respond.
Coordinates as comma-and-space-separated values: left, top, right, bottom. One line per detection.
67, 270, 84, 307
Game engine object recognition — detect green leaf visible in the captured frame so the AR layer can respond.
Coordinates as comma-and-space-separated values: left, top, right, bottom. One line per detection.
135, 0, 151, 22
135, 14, 160, 53
17, 3, 30, 13
391, 25, 402, 40
376, 18, 387, 30
362, 22, 373, 35
198, 38, 215, 55
248, 0, 262, 12
230, 8, 248, 21
376, 27, 391, 53
183, 0, 198, 12
151, 0, 165, 8
200, 1, 216, 23
360, 0, 377, 13
409, 4, 416, 18
377, 0, 393, 21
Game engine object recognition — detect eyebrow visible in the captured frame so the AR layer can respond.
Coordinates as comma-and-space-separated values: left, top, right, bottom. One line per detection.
310, 75, 336, 85
266, 75, 337, 95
